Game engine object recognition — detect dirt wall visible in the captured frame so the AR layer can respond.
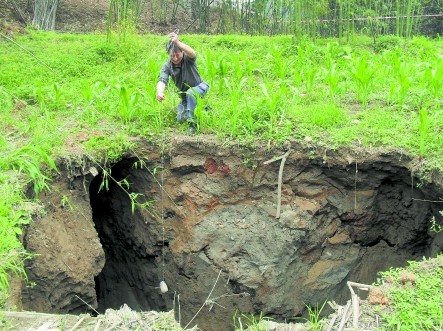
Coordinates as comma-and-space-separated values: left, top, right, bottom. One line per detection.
16, 135, 443, 331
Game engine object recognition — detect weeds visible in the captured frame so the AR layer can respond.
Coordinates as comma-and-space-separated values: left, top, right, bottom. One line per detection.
430, 211, 443, 233
305, 301, 327, 331
233, 311, 271, 331
377, 255, 443, 330
0, 178, 34, 306
291, 301, 327, 331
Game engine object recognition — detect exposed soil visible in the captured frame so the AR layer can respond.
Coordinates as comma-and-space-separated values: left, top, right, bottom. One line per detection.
0, 0, 193, 35
2, 133, 442, 331
2, 2, 443, 331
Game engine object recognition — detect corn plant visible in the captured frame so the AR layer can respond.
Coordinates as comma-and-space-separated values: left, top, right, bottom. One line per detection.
260, 80, 281, 115
300, 61, 319, 93
48, 82, 64, 110
33, 85, 47, 115
346, 53, 378, 108
390, 56, 415, 107
80, 79, 93, 102
200, 50, 218, 85
114, 83, 144, 124
267, 46, 295, 80
323, 62, 341, 99
229, 53, 244, 82
238, 50, 255, 79
224, 79, 247, 136
144, 58, 161, 83
423, 60, 443, 100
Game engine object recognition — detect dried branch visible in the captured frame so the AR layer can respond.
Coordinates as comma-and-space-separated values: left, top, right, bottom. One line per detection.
264, 149, 291, 219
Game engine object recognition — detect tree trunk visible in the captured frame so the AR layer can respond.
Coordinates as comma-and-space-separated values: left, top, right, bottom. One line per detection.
32, 0, 59, 30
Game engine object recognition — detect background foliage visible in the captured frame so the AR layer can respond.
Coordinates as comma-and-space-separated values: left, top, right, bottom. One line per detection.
22, 0, 443, 38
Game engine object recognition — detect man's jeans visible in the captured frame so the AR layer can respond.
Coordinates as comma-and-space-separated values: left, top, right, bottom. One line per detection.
177, 81, 210, 123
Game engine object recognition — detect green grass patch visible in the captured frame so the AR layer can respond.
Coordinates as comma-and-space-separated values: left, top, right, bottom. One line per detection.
0, 31, 442, 310
377, 255, 443, 330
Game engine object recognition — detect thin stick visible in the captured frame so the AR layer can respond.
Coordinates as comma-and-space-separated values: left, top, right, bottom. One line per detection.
325, 313, 338, 331
412, 198, 443, 203
347, 281, 372, 330
276, 150, 290, 218
184, 269, 222, 329
178, 293, 181, 325
337, 300, 351, 331
347, 281, 372, 292
93, 319, 102, 331
351, 293, 359, 329
74, 295, 99, 316
68, 316, 85, 331
264, 150, 291, 219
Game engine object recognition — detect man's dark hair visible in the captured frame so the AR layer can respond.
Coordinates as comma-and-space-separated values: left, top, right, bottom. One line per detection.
166, 41, 181, 53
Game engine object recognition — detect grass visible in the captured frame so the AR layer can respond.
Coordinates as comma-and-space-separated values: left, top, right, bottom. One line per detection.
233, 311, 272, 331
1, 32, 442, 162
376, 255, 443, 330
0, 29, 442, 325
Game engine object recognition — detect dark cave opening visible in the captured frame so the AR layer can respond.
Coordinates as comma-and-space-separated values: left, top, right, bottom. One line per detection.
89, 158, 168, 314
84, 155, 443, 330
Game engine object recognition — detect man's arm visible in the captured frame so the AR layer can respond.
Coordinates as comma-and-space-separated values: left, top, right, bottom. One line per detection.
156, 81, 166, 102
170, 31, 196, 58
157, 63, 170, 102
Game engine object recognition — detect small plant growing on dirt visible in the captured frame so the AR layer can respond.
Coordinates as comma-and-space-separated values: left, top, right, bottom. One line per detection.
233, 310, 272, 331
293, 301, 327, 331
60, 195, 74, 211
430, 210, 443, 233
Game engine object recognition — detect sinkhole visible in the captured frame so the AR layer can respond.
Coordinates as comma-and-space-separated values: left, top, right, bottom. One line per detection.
89, 158, 169, 314
85, 151, 443, 331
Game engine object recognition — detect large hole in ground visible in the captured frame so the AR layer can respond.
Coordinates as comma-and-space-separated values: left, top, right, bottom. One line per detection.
89, 158, 168, 313
88, 154, 443, 331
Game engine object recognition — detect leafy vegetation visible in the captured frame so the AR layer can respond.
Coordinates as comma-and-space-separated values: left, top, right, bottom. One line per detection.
28, 0, 443, 38
0, 177, 34, 306
376, 255, 443, 330
0, 28, 442, 327
233, 310, 272, 331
